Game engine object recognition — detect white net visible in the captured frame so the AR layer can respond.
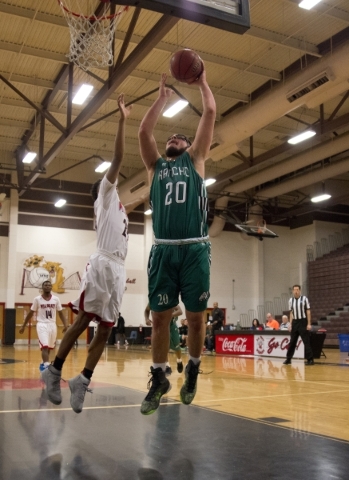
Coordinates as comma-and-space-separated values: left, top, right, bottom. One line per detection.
58, 0, 128, 71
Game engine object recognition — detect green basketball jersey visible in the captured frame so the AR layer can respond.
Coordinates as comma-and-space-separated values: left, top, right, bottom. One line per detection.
150, 151, 209, 239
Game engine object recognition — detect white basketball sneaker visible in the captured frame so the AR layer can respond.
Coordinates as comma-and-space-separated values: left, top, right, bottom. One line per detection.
68, 374, 92, 413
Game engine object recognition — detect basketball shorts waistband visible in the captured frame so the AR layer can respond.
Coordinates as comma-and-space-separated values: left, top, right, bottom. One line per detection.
154, 236, 210, 245
96, 249, 125, 265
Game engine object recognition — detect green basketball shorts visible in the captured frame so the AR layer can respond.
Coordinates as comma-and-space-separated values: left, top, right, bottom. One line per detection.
169, 319, 181, 350
148, 242, 211, 313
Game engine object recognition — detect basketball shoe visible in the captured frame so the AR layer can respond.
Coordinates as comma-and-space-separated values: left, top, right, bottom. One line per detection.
39, 363, 46, 373
180, 360, 201, 405
140, 367, 171, 415
165, 365, 172, 376
177, 361, 183, 373
68, 374, 92, 413
41, 365, 62, 405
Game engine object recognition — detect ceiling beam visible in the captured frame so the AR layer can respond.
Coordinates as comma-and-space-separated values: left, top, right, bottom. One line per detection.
246, 26, 321, 57
285, 0, 349, 24
20, 14, 179, 193
0, 3, 281, 81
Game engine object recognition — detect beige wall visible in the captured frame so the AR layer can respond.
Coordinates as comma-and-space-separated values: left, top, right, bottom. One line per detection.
0, 218, 347, 327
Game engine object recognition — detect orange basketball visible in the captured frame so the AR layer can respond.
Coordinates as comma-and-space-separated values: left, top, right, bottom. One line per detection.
169, 49, 204, 84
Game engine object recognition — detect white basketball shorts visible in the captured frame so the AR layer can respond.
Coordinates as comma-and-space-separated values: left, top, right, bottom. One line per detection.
69, 252, 126, 326
36, 322, 57, 350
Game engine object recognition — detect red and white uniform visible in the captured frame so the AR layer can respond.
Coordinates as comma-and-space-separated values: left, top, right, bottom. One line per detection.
31, 294, 63, 350
70, 176, 129, 326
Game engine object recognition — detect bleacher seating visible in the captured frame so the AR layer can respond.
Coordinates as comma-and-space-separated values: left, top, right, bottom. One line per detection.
308, 244, 349, 347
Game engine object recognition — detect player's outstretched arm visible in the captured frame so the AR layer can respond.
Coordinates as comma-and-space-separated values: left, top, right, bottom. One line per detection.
139, 73, 173, 173
188, 69, 216, 169
106, 93, 132, 185
19, 310, 34, 334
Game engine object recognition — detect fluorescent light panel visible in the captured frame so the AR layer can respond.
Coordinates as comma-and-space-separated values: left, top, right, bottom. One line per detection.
163, 100, 189, 118
55, 199, 66, 207
311, 193, 331, 203
72, 84, 93, 105
144, 209, 152, 215
204, 178, 216, 186
288, 130, 316, 145
95, 161, 111, 173
23, 152, 37, 164
299, 0, 322, 10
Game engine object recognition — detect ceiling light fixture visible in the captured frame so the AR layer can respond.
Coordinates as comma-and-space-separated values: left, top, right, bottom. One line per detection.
311, 182, 331, 203
299, 0, 322, 10
95, 161, 111, 173
311, 193, 331, 203
205, 178, 216, 186
72, 84, 94, 105
55, 199, 66, 207
23, 152, 37, 164
163, 100, 189, 118
144, 209, 152, 215
287, 130, 316, 145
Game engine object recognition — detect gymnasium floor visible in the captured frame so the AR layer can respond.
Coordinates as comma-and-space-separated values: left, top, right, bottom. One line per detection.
1, 345, 349, 480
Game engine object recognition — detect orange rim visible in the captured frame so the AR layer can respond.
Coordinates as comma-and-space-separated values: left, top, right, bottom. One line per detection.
58, 1, 129, 21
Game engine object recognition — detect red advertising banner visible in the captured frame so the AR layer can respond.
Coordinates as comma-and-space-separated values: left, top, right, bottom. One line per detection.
215, 334, 254, 355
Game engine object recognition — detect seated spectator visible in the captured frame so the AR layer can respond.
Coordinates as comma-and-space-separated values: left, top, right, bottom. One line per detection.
265, 313, 280, 330
251, 318, 263, 330
279, 315, 291, 330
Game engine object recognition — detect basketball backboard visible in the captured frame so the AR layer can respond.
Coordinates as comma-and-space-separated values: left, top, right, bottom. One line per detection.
112, 0, 250, 34
235, 224, 278, 241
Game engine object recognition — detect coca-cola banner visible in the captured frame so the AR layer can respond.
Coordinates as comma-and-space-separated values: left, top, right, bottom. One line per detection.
254, 334, 304, 358
215, 333, 305, 358
215, 334, 254, 355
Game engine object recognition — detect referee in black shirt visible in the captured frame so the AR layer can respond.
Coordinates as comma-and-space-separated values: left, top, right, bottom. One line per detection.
283, 285, 314, 365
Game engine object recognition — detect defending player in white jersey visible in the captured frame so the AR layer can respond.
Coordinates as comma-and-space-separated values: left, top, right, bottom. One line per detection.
19, 280, 68, 373
42, 93, 131, 413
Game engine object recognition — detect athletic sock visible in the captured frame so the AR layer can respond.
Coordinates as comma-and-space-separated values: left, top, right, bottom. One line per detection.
53, 356, 65, 371
177, 358, 182, 363
44, 362, 50, 367
153, 363, 167, 372
82, 368, 93, 380
189, 355, 201, 365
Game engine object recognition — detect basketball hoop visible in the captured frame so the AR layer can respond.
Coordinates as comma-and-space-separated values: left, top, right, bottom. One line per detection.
256, 219, 267, 234
58, 0, 129, 71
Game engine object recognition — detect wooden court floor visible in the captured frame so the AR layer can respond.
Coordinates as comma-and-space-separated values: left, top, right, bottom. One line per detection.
1, 344, 349, 479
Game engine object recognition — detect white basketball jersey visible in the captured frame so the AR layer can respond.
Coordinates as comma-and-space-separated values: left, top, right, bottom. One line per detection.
31, 294, 63, 324
95, 175, 129, 259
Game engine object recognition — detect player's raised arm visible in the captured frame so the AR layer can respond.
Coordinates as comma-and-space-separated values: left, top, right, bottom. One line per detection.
138, 73, 173, 174
188, 69, 216, 172
106, 93, 132, 185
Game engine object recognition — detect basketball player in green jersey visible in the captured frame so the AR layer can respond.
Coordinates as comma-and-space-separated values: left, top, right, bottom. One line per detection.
144, 303, 184, 375
139, 70, 216, 415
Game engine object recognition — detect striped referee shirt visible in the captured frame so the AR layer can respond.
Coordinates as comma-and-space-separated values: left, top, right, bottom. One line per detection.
289, 295, 310, 320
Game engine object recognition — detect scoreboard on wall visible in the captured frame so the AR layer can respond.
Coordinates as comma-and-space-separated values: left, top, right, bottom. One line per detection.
112, 0, 251, 34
